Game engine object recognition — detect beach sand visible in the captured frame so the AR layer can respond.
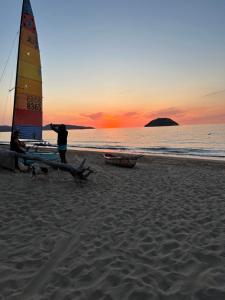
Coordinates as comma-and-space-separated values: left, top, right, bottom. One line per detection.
1, 149, 225, 300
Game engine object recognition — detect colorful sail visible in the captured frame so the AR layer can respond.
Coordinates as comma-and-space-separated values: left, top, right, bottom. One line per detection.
12, 0, 42, 140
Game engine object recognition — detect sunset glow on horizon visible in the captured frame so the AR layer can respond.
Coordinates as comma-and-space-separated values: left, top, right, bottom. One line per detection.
0, 0, 225, 129
44, 104, 225, 129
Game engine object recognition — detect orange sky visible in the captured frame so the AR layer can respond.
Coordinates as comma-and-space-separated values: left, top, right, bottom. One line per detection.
44, 103, 225, 128
43, 88, 225, 128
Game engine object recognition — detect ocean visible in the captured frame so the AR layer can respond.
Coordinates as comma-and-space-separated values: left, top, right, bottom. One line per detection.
1, 124, 225, 160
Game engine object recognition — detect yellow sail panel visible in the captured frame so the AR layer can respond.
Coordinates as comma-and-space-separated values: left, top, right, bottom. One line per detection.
20, 28, 39, 50
17, 77, 42, 96
18, 61, 42, 82
20, 44, 41, 66
13, 0, 42, 140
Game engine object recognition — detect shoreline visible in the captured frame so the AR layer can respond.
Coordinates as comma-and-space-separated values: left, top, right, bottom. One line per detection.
1, 142, 225, 163
69, 147, 225, 163
65, 147, 225, 168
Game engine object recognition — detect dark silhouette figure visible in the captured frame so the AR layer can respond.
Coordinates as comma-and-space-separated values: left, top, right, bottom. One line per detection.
50, 124, 68, 163
10, 130, 28, 169
10, 130, 26, 153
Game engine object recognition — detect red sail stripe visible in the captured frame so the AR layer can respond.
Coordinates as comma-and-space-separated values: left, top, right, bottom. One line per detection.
14, 109, 42, 126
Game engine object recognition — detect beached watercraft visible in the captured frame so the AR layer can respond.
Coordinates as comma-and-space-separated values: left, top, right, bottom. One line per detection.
0, 1, 92, 179
103, 153, 142, 168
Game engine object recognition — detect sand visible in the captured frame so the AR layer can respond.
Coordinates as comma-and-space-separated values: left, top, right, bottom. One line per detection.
0, 149, 225, 300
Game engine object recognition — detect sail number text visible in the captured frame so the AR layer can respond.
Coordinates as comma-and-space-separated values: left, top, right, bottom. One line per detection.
27, 96, 42, 111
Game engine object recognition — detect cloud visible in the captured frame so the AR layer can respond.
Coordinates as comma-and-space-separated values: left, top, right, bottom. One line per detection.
146, 107, 186, 119
82, 112, 104, 120
184, 112, 225, 124
82, 111, 141, 121
203, 89, 225, 97
123, 111, 139, 117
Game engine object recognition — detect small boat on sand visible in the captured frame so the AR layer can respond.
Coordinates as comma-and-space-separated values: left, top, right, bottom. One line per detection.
103, 153, 142, 168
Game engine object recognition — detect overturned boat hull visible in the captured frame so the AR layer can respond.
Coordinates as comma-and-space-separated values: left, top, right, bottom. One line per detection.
103, 153, 142, 168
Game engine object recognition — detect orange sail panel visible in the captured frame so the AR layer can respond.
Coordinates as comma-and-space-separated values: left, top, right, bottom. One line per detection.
12, 0, 42, 139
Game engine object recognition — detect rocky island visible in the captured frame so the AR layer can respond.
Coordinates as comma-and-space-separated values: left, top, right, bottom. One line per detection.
145, 118, 179, 127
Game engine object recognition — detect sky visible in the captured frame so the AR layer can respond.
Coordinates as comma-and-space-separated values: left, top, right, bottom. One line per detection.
0, 0, 225, 128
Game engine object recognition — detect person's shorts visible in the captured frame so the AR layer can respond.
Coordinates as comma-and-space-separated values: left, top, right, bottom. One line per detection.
58, 145, 67, 151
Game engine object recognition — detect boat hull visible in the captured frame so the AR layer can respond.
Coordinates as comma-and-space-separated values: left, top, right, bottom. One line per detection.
103, 153, 141, 168
21, 150, 59, 165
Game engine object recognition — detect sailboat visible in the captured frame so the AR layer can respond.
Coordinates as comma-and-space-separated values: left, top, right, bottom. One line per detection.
11, 0, 42, 142
0, 0, 94, 176
8, 0, 59, 163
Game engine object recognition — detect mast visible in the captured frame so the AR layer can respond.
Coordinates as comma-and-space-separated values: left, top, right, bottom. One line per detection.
10, 0, 24, 149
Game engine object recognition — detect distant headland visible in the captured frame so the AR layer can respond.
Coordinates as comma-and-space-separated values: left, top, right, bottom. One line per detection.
0, 124, 95, 132
145, 118, 179, 127
43, 124, 95, 130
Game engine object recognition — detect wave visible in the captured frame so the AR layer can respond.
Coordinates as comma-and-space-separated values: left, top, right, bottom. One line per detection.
68, 144, 225, 159
138, 147, 225, 158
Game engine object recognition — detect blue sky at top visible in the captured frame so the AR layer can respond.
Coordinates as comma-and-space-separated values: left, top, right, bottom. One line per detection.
0, 0, 225, 126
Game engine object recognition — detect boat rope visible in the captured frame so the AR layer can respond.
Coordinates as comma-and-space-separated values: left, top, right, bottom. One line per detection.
0, 31, 18, 137
0, 31, 19, 86
1, 63, 16, 126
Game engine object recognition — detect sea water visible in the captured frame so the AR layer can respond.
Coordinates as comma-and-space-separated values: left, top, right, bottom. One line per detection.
1, 124, 225, 160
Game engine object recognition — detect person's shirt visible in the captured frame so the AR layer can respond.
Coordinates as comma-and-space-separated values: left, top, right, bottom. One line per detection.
58, 130, 68, 146
51, 124, 68, 146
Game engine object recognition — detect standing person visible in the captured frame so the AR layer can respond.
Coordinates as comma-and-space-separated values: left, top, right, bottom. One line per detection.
50, 124, 68, 163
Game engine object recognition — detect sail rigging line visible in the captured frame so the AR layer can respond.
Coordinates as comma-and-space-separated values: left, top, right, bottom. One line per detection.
0, 30, 18, 141
0, 32, 18, 129
11, 0, 25, 144
0, 31, 19, 86
1, 61, 17, 126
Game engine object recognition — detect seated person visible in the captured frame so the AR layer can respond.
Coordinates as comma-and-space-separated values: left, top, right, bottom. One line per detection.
10, 130, 29, 171
10, 130, 27, 153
